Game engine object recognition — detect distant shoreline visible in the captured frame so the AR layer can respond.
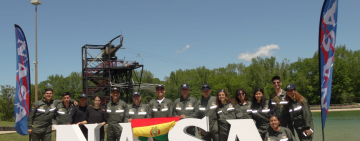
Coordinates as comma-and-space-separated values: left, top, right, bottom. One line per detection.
311, 108, 360, 112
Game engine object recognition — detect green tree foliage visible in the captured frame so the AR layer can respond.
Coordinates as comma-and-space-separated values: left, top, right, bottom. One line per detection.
0, 85, 15, 121
34, 72, 82, 101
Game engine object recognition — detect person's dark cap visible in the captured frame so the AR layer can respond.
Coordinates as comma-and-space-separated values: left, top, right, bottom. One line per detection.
111, 87, 120, 92
79, 94, 87, 99
201, 84, 211, 91
285, 84, 296, 90
180, 83, 190, 89
272, 76, 281, 82
156, 84, 165, 89
132, 92, 140, 97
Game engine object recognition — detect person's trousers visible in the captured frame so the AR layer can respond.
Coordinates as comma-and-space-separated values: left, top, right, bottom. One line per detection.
31, 132, 51, 141
107, 124, 122, 141
79, 125, 88, 140
100, 126, 105, 141
295, 128, 313, 141
200, 128, 219, 141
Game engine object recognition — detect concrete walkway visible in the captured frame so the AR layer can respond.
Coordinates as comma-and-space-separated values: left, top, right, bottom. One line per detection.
0, 131, 17, 135
311, 108, 360, 112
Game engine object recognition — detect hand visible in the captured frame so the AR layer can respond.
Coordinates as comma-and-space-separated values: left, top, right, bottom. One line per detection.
73, 101, 78, 106
77, 122, 82, 125
102, 122, 106, 125
198, 130, 201, 136
128, 118, 132, 122
27, 129, 32, 134
305, 129, 312, 136
180, 114, 186, 119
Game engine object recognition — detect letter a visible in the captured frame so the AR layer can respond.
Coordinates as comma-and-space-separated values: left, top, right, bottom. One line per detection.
227, 119, 262, 141
168, 117, 209, 141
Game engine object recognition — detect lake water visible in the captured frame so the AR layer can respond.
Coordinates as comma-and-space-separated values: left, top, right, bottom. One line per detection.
310, 110, 360, 141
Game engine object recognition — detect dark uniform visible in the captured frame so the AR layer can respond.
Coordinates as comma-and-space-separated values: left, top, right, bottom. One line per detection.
55, 101, 75, 125
172, 95, 199, 136
238, 101, 252, 119
217, 102, 245, 141
106, 99, 129, 141
197, 95, 219, 141
269, 89, 294, 134
149, 85, 173, 141
148, 98, 173, 118
27, 99, 59, 141
288, 97, 314, 141
250, 100, 270, 139
128, 103, 151, 119
264, 127, 295, 141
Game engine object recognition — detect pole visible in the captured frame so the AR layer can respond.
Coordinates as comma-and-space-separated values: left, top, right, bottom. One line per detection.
34, 5, 38, 101
318, 1, 327, 140
319, 53, 325, 141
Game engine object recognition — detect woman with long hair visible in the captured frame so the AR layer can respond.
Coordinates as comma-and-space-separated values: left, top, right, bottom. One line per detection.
249, 88, 270, 140
264, 113, 295, 141
80, 96, 107, 141
216, 89, 245, 141
235, 88, 252, 118
285, 84, 314, 141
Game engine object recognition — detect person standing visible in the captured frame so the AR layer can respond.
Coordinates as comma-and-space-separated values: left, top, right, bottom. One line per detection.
127, 92, 151, 121
106, 87, 129, 141
68, 94, 88, 140
56, 92, 76, 125
216, 89, 245, 141
172, 83, 199, 136
234, 88, 252, 119
197, 84, 219, 141
249, 88, 270, 140
80, 96, 107, 141
285, 84, 314, 141
269, 76, 294, 134
149, 85, 173, 118
148, 85, 173, 141
27, 88, 58, 141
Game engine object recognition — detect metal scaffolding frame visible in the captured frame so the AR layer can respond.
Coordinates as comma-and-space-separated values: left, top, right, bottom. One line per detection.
81, 35, 144, 104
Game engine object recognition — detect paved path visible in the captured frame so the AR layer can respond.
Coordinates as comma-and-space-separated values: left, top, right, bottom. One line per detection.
311, 108, 360, 112
0, 131, 17, 135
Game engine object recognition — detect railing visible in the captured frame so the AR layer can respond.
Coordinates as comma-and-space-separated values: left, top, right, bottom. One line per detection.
85, 60, 137, 76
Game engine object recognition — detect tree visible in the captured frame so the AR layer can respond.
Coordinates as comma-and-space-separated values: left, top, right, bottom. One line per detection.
0, 85, 15, 121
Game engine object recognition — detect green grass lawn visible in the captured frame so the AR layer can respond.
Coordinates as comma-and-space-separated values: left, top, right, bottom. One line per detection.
0, 121, 55, 141
0, 121, 15, 127
0, 132, 56, 141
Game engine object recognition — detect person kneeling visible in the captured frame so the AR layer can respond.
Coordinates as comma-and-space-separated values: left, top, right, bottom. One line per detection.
264, 114, 295, 141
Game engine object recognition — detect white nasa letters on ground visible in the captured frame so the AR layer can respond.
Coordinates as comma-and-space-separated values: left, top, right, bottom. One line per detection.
53, 117, 261, 141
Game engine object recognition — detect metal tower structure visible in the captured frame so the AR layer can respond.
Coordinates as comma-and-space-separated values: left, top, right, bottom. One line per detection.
82, 35, 144, 103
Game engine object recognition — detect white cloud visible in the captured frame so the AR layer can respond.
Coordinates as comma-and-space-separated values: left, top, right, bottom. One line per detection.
238, 44, 280, 61
176, 45, 190, 53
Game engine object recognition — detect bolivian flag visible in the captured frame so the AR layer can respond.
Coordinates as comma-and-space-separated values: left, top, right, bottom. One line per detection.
132, 117, 180, 141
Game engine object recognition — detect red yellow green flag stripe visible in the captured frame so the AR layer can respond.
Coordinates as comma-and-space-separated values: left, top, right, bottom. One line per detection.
131, 117, 180, 141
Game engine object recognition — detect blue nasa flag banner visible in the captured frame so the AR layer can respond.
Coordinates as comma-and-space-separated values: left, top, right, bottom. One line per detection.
318, 0, 338, 129
14, 24, 31, 135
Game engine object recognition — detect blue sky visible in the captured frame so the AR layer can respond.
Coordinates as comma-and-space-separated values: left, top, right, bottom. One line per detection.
1, 0, 359, 87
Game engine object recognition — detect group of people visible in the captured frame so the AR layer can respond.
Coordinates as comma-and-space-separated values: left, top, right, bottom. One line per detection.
27, 76, 314, 141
